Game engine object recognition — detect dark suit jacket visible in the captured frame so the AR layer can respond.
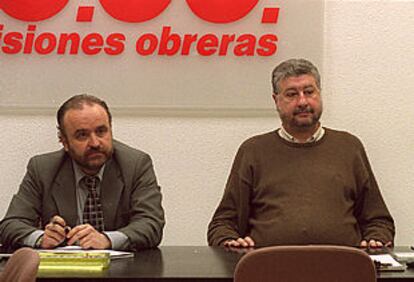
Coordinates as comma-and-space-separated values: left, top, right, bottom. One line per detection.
0, 140, 165, 251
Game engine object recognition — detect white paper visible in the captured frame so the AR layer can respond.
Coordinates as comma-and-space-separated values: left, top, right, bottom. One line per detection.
38, 246, 134, 259
370, 254, 405, 271
391, 252, 414, 261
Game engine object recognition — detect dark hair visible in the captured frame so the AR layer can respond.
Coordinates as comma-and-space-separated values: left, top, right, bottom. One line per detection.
57, 94, 112, 137
271, 58, 321, 94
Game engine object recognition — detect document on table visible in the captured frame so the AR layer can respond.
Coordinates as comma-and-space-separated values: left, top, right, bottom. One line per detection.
392, 251, 414, 262
0, 253, 12, 259
370, 254, 405, 271
38, 245, 134, 259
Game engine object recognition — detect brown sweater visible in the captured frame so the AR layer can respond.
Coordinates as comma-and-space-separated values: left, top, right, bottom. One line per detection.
207, 128, 395, 246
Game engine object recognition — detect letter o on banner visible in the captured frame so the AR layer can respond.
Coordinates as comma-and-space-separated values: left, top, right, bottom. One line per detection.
136, 33, 159, 56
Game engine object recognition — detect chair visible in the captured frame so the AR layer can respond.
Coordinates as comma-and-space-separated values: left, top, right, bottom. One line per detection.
0, 248, 40, 282
234, 245, 376, 282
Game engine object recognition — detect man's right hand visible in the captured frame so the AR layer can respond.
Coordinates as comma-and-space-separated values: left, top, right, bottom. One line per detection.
41, 215, 68, 249
224, 236, 255, 248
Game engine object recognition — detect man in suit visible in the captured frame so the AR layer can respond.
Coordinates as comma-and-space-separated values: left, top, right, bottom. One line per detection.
0, 94, 165, 251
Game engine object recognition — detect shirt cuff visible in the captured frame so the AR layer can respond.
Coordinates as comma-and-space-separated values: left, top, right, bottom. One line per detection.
23, 230, 44, 248
103, 231, 130, 250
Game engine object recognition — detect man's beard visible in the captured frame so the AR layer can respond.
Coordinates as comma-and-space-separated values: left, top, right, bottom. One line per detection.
292, 106, 322, 128
278, 105, 323, 131
69, 146, 113, 173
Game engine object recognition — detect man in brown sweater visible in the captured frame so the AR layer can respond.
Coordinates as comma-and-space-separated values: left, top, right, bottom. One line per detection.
207, 58, 394, 249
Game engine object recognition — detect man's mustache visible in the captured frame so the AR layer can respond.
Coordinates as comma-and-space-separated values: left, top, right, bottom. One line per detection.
85, 147, 104, 156
294, 106, 314, 115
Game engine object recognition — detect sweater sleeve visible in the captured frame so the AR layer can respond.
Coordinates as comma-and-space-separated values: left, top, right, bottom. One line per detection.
207, 143, 253, 246
353, 142, 395, 244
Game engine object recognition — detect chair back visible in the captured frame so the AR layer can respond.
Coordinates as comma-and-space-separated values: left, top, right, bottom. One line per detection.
0, 248, 40, 282
234, 245, 376, 282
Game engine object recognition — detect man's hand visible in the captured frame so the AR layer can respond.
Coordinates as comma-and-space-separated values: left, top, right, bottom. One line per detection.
41, 215, 68, 249
67, 224, 111, 249
224, 236, 255, 248
360, 239, 392, 248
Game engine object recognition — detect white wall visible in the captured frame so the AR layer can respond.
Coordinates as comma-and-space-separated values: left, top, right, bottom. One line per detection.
0, 1, 413, 245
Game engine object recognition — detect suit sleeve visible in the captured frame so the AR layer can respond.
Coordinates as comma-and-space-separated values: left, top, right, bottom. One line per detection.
117, 154, 165, 250
0, 157, 43, 249
207, 144, 253, 246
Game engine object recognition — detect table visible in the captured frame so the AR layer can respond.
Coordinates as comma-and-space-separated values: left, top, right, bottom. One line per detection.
3, 246, 414, 281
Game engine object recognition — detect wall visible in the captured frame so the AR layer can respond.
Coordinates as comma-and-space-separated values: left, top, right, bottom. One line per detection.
0, 1, 413, 245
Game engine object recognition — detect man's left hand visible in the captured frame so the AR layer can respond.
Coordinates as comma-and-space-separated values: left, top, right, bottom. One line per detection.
360, 239, 392, 248
66, 224, 111, 249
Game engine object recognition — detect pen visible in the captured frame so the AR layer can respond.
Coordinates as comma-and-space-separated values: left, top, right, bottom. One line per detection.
64, 226, 71, 234
52, 220, 71, 247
